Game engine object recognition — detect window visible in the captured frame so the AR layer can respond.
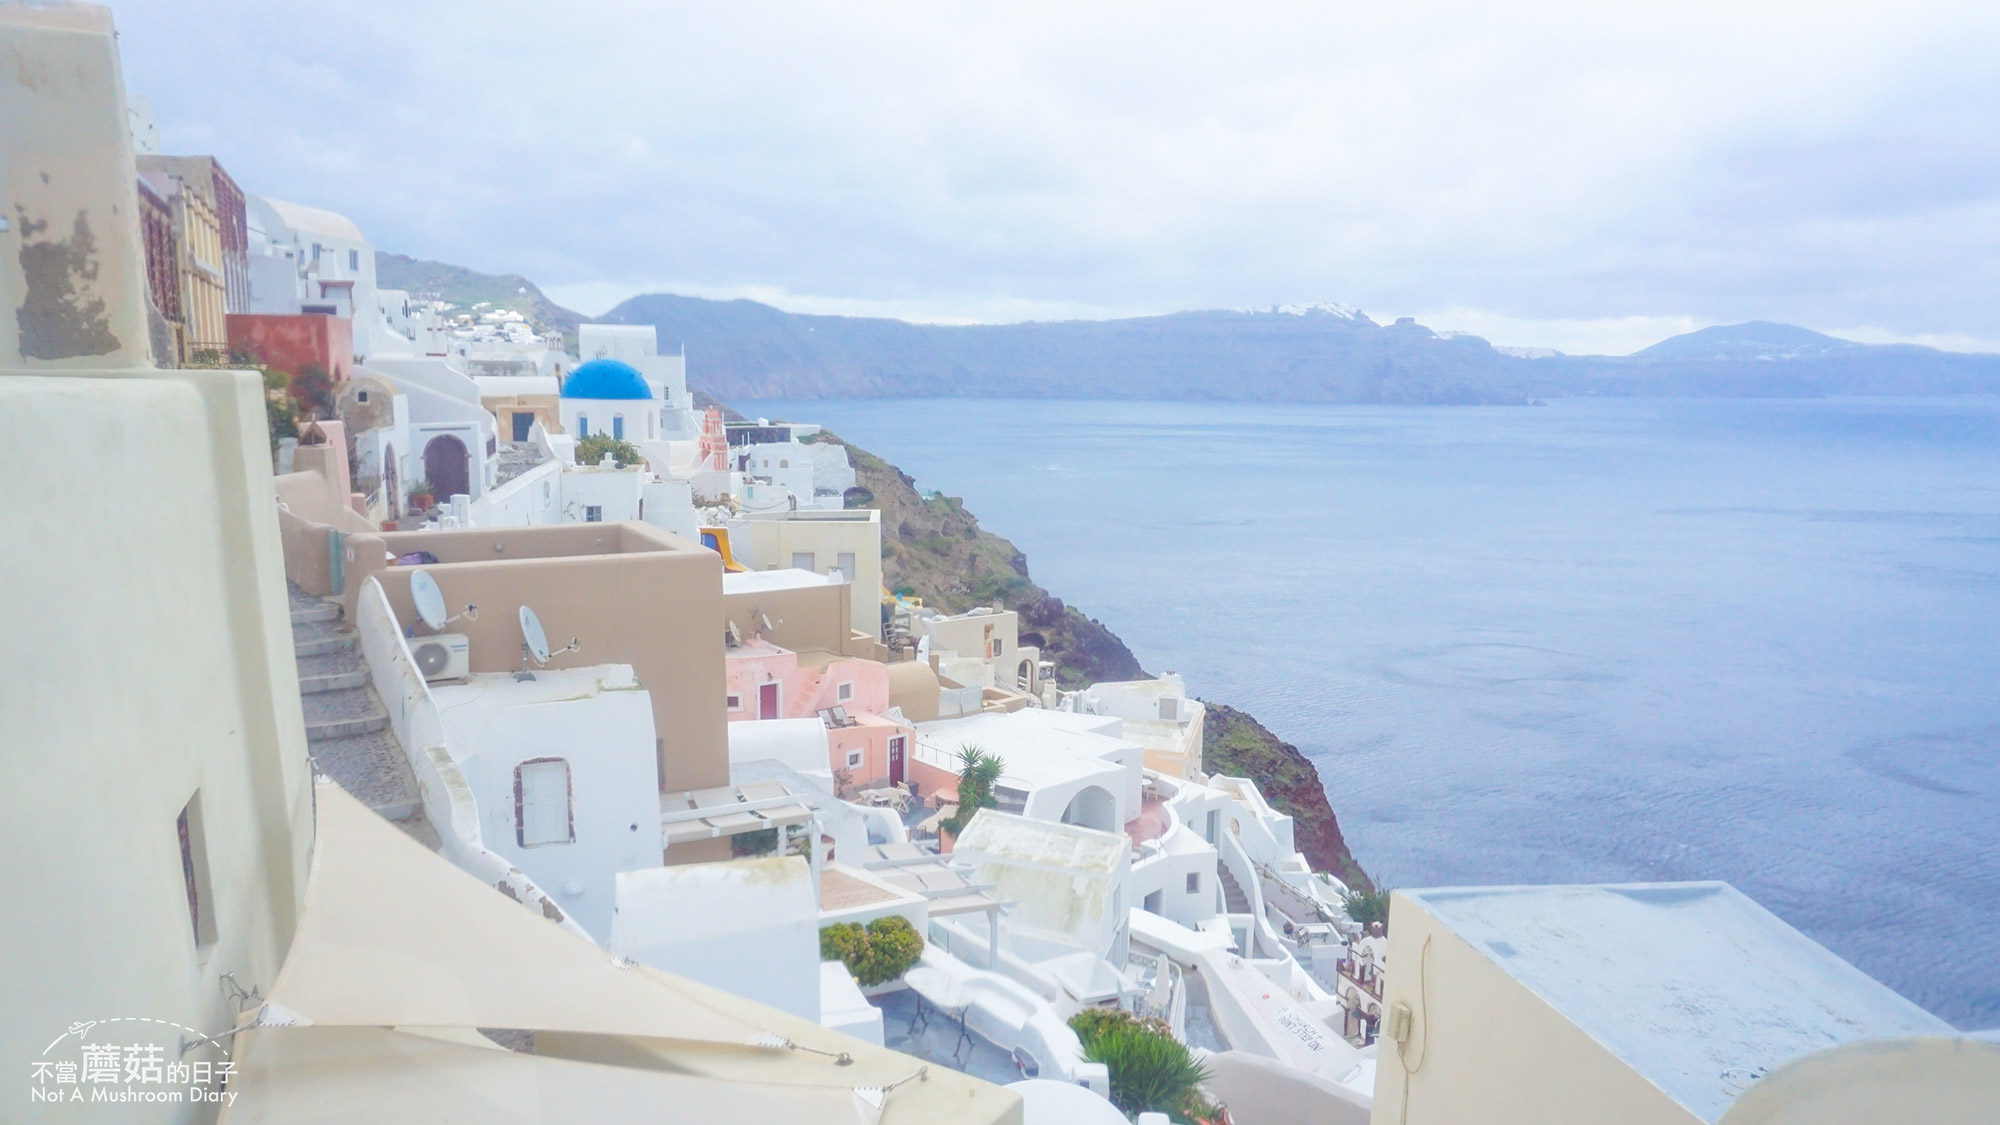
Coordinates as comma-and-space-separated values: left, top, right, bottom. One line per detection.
613, 414, 624, 440
357, 390, 369, 403
791, 552, 815, 572
576, 414, 588, 437
514, 758, 573, 847
1186, 872, 1201, 895
177, 793, 217, 952
584, 505, 602, 523
348, 248, 359, 270
836, 552, 856, 582
837, 681, 854, 702
726, 694, 741, 711
779, 459, 789, 469
846, 749, 864, 770
1159, 697, 1177, 721
311, 242, 322, 262
1205, 809, 1219, 844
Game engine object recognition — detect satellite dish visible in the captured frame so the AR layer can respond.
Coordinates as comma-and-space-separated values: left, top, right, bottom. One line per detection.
411, 570, 448, 631
761, 613, 776, 634
726, 620, 743, 648
520, 605, 551, 664
516, 604, 579, 681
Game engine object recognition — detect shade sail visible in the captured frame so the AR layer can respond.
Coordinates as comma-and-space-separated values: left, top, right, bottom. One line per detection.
266, 782, 767, 1042
250, 784, 1023, 1125
220, 1025, 865, 1124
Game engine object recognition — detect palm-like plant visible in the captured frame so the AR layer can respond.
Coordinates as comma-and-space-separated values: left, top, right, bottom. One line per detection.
1080, 1019, 1215, 1122
940, 744, 1004, 835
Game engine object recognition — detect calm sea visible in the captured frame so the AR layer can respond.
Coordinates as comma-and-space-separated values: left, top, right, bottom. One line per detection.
761, 396, 2000, 1027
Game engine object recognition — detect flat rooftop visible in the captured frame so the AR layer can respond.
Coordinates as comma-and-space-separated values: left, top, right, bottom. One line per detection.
1407, 881, 1953, 1122
722, 568, 842, 595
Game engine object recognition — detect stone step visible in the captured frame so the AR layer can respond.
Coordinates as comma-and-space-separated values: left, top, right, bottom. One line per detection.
1217, 862, 1251, 914
299, 670, 367, 695
293, 634, 355, 658
305, 713, 389, 740
289, 602, 341, 626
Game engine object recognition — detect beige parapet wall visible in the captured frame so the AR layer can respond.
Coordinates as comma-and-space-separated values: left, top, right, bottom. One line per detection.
275, 439, 374, 594
342, 521, 732, 793
1, 0, 316, 1107
723, 578, 856, 655
1373, 884, 1987, 1125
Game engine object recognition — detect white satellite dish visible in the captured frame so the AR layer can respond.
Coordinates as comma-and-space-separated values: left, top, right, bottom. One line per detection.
516, 604, 579, 681
520, 605, 551, 664
411, 570, 448, 631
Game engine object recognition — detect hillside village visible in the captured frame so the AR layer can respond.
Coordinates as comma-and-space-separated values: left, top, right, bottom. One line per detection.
4, 6, 1995, 1125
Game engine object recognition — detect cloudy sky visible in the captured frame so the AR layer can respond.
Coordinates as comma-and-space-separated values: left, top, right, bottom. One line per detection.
117, 1, 2000, 354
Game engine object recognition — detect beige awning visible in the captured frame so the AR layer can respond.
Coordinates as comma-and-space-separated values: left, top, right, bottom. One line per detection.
264, 783, 763, 1043
221, 1025, 861, 1124
234, 784, 1024, 1125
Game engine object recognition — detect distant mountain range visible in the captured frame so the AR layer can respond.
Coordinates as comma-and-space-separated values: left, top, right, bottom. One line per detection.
380, 253, 2000, 403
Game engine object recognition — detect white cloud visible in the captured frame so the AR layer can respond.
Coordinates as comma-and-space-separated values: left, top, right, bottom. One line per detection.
112, 0, 2000, 350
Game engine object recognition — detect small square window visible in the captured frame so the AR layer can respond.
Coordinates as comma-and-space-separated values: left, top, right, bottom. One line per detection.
584, 505, 602, 523
846, 749, 864, 770
1186, 872, 1201, 895
726, 694, 741, 710
837, 682, 853, 702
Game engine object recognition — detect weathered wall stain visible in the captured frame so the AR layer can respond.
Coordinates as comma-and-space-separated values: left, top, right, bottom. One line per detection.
15, 205, 121, 359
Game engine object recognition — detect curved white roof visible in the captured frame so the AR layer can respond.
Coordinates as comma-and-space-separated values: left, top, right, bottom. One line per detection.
257, 194, 367, 244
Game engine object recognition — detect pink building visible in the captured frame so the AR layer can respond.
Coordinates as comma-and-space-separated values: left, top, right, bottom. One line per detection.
725, 640, 916, 791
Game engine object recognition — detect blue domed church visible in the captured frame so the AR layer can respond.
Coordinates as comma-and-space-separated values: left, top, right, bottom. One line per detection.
559, 357, 661, 443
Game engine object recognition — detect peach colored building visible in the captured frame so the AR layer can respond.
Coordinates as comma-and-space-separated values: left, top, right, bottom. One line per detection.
723, 638, 917, 789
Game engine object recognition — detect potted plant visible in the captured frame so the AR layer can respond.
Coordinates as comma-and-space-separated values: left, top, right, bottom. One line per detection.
1068, 1008, 1218, 1123
406, 479, 436, 513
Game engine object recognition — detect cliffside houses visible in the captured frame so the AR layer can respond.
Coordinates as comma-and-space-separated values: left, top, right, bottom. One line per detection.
9, 5, 1993, 1123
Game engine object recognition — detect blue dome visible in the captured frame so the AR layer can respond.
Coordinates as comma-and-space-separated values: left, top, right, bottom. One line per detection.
561, 358, 653, 400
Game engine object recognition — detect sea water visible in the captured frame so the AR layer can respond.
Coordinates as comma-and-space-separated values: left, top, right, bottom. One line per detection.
762, 395, 2000, 1027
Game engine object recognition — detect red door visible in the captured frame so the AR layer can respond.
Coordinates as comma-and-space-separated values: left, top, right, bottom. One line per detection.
888, 736, 906, 786
758, 682, 779, 720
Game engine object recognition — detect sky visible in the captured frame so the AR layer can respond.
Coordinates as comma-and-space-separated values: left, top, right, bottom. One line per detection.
116, 1, 2000, 355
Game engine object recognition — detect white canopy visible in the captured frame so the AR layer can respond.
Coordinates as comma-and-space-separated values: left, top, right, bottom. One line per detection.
223, 783, 1022, 1125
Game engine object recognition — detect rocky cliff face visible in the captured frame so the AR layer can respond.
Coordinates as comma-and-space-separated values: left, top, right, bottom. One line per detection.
834, 433, 1143, 687
1202, 703, 1370, 890
830, 430, 1368, 887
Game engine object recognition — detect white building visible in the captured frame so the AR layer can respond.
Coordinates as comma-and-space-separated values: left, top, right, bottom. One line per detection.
612, 856, 822, 1020
917, 709, 1144, 834
578, 323, 698, 441
432, 665, 662, 940
1069, 674, 1207, 778
561, 357, 664, 443
244, 193, 407, 360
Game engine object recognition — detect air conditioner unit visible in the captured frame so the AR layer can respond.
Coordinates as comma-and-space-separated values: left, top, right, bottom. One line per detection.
411, 633, 470, 682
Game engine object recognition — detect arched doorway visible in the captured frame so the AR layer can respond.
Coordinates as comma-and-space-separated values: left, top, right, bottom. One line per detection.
423, 434, 470, 500
1059, 785, 1117, 833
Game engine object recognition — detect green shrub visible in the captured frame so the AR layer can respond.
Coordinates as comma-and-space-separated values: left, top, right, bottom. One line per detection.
576, 433, 643, 467
1343, 886, 1392, 931
819, 915, 924, 987
1069, 1008, 1214, 1122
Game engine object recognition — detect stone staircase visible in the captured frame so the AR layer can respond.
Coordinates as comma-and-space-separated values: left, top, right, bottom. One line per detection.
288, 585, 438, 848
1217, 860, 1252, 914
